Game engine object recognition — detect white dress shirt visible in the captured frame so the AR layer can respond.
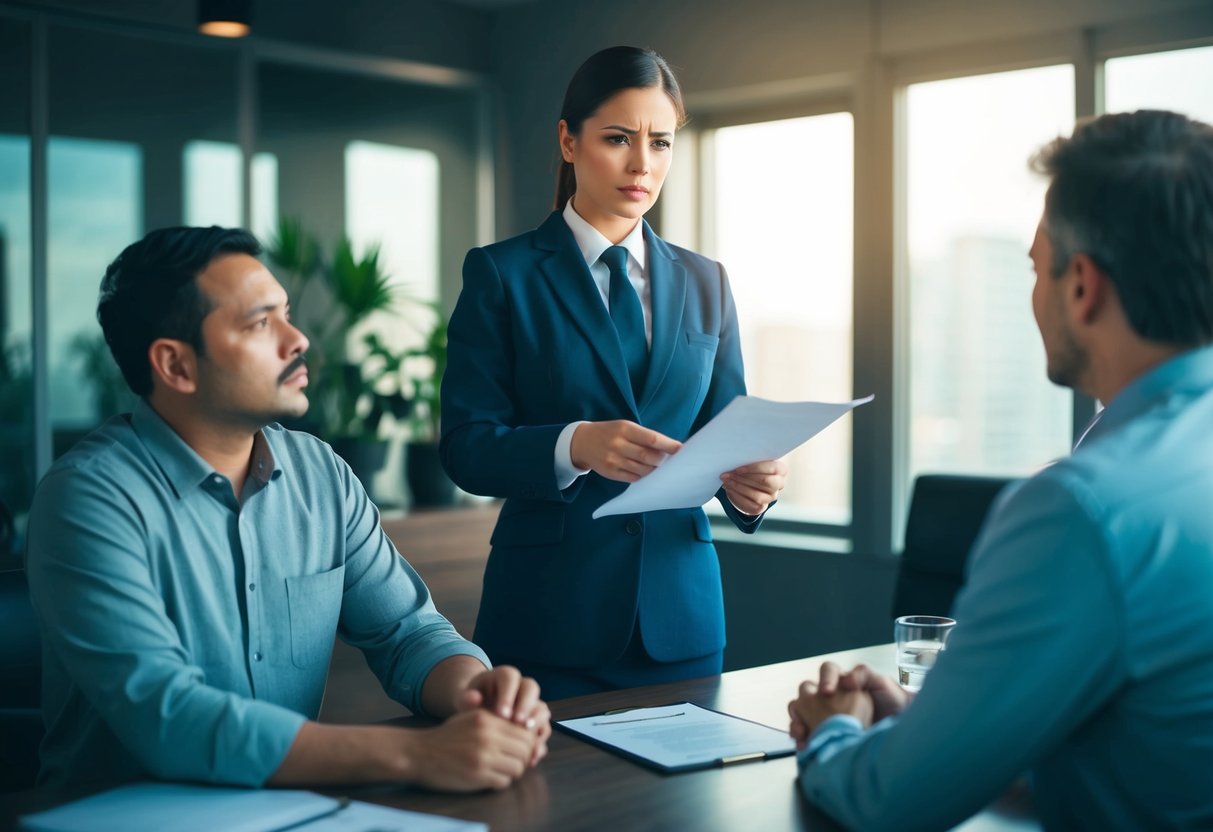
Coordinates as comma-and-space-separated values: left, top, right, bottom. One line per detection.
553, 200, 652, 488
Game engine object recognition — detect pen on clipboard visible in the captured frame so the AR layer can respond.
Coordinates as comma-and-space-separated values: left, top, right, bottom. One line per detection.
719, 752, 766, 766
592, 711, 686, 726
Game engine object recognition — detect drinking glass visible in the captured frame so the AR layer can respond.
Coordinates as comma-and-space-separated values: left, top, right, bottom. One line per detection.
895, 615, 955, 692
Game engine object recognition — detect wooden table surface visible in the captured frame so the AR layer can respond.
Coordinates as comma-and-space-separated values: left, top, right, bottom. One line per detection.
329, 644, 1040, 832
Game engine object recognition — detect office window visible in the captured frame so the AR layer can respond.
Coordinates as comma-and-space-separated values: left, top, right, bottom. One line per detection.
904, 66, 1075, 488
184, 140, 241, 227
183, 140, 279, 234
47, 136, 141, 437
251, 153, 279, 244
707, 113, 855, 523
345, 141, 439, 305
1105, 45, 1213, 123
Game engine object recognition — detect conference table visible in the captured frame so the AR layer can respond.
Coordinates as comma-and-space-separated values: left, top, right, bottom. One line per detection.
3, 643, 1040, 832
338, 642, 1039, 832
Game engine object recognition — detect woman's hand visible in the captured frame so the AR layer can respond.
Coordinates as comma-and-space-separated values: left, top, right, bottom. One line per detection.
570, 421, 682, 483
720, 458, 788, 516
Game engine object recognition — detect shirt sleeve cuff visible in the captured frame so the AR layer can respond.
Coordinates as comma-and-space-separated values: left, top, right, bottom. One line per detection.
796, 714, 865, 770
387, 622, 491, 716
554, 421, 590, 490
243, 702, 309, 786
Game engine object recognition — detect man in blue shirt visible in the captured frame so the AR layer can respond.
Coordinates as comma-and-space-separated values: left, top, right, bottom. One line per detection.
789, 110, 1213, 829
26, 227, 550, 791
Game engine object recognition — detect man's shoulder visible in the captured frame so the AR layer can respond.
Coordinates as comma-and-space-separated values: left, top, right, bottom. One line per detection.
41, 414, 145, 486
261, 423, 346, 478
1047, 392, 1213, 513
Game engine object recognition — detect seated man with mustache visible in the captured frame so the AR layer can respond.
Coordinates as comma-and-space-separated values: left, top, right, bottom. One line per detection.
26, 226, 550, 792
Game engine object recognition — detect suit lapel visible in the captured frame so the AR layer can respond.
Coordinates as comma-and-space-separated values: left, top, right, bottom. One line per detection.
535, 212, 638, 412
638, 224, 686, 410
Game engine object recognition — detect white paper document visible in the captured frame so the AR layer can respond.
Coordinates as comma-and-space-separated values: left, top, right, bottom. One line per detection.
593, 394, 874, 519
557, 702, 795, 772
20, 784, 486, 832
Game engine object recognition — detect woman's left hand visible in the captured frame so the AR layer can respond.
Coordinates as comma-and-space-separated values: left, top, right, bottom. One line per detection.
720, 458, 789, 517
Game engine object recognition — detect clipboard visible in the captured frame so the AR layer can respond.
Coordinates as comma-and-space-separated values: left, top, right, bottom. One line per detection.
555, 702, 796, 774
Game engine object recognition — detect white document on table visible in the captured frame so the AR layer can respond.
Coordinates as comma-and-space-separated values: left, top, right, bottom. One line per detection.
556, 702, 795, 773
592, 394, 874, 519
19, 784, 486, 832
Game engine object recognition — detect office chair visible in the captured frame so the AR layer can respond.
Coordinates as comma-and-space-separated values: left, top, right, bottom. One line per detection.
891, 474, 1016, 620
0, 563, 44, 793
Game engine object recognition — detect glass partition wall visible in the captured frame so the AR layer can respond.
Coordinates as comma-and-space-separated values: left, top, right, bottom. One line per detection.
1, 6, 489, 528
46, 25, 240, 450
0, 16, 33, 543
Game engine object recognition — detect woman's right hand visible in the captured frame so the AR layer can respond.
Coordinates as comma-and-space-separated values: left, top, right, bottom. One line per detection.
570, 420, 682, 483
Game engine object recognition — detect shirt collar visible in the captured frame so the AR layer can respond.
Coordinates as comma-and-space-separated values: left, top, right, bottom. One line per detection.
1081, 343, 1213, 445
562, 199, 647, 273
130, 400, 283, 499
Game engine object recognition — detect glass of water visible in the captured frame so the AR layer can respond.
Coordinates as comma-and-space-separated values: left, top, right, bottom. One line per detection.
895, 615, 955, 692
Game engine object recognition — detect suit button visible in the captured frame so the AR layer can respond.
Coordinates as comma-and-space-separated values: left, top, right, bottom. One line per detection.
625, 519, 642, 535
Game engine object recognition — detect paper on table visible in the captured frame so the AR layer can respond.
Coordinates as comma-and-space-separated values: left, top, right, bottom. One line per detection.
19, 784, 341, 832
592, 394, 873, 519
19, 784, 488, 832
557, 702, 794, 771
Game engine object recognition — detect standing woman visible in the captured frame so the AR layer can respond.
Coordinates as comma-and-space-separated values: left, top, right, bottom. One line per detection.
441, 46, 787, 699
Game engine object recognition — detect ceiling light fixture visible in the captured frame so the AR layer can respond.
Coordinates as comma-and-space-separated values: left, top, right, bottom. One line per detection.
197, 0, 253, 38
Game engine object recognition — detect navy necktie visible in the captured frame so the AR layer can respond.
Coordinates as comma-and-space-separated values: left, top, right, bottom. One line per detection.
600, 245, 648, 398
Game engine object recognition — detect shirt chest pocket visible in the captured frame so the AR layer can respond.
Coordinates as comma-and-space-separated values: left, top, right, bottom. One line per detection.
285, 565, 346, 669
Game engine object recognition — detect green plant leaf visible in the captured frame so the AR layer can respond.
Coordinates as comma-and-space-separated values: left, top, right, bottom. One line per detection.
327, 237, 399, 326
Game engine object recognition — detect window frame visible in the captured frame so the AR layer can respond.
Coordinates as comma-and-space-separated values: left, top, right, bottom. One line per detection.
667, 91, 857, 543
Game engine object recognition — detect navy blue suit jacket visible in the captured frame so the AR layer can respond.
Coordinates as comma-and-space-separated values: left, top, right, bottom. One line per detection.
440, 211, 764, 668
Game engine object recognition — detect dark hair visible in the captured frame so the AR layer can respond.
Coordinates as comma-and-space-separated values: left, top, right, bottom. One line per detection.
1031, 109, 1213, 347
97, 226, 262, 396
554, 45, 687, 210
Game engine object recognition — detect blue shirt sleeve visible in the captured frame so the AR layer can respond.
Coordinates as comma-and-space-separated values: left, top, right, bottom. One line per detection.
330, 456, 490, 715
26, 467, 306, 787
796, 474, 1128, 830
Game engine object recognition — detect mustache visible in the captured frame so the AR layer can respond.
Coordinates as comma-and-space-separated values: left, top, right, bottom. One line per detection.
278, 354, 308, 384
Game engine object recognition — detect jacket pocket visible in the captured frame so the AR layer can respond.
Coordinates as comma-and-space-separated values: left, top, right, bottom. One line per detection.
686, 331, 720, 352
490, 503, 565, 548
285, 564, 345, 669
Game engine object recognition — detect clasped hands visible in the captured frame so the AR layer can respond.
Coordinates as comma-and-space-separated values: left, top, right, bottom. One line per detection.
570, 419, 788, 516
787, 662, 911, 750
418, 665, 551, 792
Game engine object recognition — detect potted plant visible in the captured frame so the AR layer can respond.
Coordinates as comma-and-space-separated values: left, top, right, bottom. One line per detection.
265, 219, 414, 492
398, 306, 456, 507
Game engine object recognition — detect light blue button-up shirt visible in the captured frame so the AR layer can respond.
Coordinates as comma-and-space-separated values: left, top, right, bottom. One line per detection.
798, 344, 1213, 830
26, 401, 489, 789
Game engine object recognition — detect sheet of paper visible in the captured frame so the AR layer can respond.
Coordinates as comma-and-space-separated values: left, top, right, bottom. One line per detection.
557, 702, 795, 770
20, 784, 341, 832
593, 394, 873, 518
19, 785, 488, 832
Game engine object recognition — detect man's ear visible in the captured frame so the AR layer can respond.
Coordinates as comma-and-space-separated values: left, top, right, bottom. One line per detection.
148, 338, 198, 395
1067, 252, 1113, 327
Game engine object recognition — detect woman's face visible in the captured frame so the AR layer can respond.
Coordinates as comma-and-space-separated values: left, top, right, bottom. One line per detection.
559, 86, 678, 243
